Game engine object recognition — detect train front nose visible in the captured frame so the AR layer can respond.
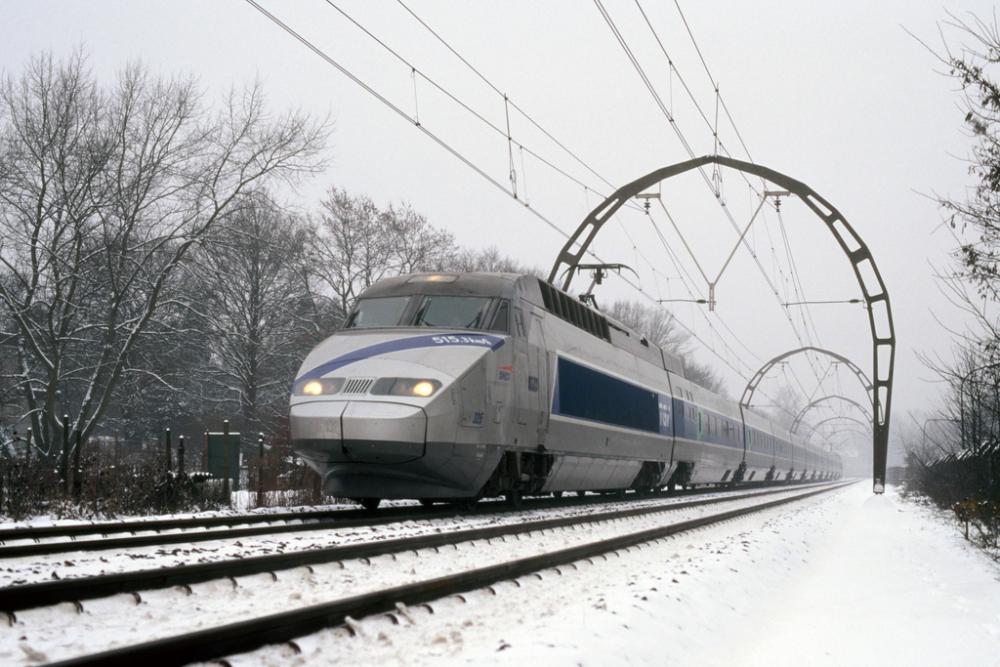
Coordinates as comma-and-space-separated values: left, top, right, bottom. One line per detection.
343, 400, 427, 462
290, 399, 428, 464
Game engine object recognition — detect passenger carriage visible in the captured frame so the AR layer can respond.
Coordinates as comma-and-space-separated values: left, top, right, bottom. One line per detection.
289, 272, 841, 508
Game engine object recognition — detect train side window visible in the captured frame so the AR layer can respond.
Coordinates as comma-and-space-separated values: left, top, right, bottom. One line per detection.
489, 300, 510, 333
514, 308, 526, 336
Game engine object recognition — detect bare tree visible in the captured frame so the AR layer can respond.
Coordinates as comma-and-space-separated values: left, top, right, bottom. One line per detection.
683, 360, 727, 396
901, 14, 1000, 555
447, 245, 543, 276
385, 201, 454, 275
183, 191, 329, 437
607, 299, 726, 393
932, 13, 1000, 301
0, 52, 328, 457
762, 384, 804, 430
608, 300, 688, 351
311, 187, 454, 316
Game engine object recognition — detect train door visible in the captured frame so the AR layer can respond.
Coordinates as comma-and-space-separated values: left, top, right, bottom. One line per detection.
513, 308, 531, 428
513, 310, 547, 444
529, 313, 548, 440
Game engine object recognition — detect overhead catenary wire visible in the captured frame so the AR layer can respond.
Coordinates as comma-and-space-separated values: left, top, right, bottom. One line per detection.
670, 0, 757, 164
243, 0, 568, 240
624, 216, 757, 376
323, 0, 658, 219
370, 0, 827, 395
244, 0, 750, 380
252, 1, 836, 421
776, 203, 827, 347
611, 0, 831, 390
651, 196, 824, 398
652, 0, 834, 384
594, 0, 825, 384
320, 0, 615, 203
324, 0, 768, 377
649, 202, 764, 366
393, 0, 622, 194
632, 0, 764, 201
632, 0, 736, 160
392, 0, 834, 402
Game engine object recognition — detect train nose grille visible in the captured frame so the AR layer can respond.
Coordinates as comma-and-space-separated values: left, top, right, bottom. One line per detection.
341, 377, 376, 394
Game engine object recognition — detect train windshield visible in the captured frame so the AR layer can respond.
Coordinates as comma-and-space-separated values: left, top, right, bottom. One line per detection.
343, 296, 411, 329
413, 296, 491, 329
344, 295, 510, 332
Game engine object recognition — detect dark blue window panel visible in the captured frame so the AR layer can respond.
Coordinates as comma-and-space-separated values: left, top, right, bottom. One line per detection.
556, 357, 659, 433
672, 398, 689, 439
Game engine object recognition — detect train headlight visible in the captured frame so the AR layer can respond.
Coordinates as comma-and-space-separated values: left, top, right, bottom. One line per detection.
371, 377, 442, 398
293, 377, 344, 396
411, 380, 436, 397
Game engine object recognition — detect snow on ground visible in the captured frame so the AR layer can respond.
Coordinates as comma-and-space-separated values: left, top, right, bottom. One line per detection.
0, 487, 821, 664
0, 486, 801, 586
229, 483, 1000, 667
0, 498, 371, 531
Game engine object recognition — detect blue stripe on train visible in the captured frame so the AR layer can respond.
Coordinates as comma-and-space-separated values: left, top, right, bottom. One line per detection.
295, 333, 506, 383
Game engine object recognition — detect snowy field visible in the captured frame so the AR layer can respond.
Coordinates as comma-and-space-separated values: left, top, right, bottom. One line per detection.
225, 483, 1000, 667
3, 483, 998, 666
1, 487, 820, 663
0, 486, 807, 585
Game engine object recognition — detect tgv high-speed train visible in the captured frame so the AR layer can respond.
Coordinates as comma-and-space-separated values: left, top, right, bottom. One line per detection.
289, 273, 841, 509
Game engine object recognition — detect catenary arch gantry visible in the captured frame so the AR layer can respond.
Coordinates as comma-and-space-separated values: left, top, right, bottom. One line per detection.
801, 414, 873, 439
740, 346, 874, 412
801, 415, 873, 448
548, 155, 895, 492
791, 394, 873, 435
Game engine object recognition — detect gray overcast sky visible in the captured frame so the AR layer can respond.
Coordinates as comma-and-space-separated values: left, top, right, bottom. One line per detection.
2, 0, 993, 463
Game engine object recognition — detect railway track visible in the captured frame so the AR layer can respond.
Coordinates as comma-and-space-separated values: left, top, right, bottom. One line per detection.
0, 506, 391, 542
0, 480, 832, 558
4, 480, 852, 666
0, 481, 838, 613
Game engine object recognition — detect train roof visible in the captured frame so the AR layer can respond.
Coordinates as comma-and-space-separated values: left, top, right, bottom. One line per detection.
360, 272, 690, 378
354, 273, 841, 458
359, 272, 526, 299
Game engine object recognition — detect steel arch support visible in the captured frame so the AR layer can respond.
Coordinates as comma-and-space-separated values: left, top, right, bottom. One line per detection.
801, 415, 873, 447
791, 395, 873, 434
740, 346, 873, 409
549, 155, 895, 493
803, 414, 873, 437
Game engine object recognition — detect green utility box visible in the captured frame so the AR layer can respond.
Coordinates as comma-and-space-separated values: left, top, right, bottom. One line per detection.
206, 431, 241, 489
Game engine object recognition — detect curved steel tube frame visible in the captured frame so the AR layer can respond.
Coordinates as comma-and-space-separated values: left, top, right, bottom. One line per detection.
548, 155, 895, 492
791, 394, 873, 434
801, 415, 873, 445
741, 346, 873, 410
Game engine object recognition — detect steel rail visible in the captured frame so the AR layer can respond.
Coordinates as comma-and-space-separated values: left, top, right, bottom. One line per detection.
45, 481, 852, 667
0, 506, 418, 542
0, 482, 841, 614
0, 479, 831, 558
0, 479, 786, 543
